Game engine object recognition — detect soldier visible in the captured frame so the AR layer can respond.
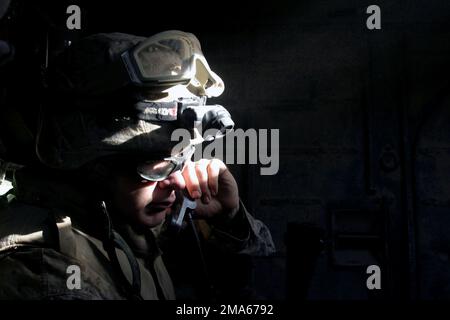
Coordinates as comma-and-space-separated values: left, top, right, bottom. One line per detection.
0, 31, 275, 300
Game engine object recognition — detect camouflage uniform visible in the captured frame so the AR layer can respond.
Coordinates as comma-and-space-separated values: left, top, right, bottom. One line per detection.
0, 167, 275, 300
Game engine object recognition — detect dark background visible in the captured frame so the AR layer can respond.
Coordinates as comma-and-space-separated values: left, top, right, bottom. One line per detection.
1, 0, 450, 300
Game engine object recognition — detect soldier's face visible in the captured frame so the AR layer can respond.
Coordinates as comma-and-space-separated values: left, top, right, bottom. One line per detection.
110, 170, 186, 228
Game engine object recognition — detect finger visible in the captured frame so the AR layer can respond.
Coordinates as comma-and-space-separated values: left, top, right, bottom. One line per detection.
207, 159, 227, 196
195, 159, 212, 204
182, 160, 202, 199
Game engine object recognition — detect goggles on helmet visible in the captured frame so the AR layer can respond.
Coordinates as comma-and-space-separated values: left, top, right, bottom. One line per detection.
121, 30, 224, 98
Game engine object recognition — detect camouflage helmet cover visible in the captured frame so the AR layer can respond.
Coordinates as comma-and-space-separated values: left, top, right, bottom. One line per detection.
36, 32, 200, 169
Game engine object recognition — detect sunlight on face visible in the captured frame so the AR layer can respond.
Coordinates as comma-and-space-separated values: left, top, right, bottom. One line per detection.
109, 171, 179, 229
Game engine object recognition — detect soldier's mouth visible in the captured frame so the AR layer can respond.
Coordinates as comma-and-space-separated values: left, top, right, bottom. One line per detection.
145, 201, 174, 215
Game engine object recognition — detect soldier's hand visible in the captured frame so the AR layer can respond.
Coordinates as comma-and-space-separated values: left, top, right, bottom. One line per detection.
181, 158, 240, 220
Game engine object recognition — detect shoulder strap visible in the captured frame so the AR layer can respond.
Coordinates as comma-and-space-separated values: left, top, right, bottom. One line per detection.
46, 211, 77, 258
55, 216, 77, 257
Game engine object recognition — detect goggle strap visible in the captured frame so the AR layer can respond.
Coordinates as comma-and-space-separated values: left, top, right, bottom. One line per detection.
134, 101, 178, 122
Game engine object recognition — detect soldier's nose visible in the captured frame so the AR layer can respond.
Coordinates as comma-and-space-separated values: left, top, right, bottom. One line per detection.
157, 170, 186, 191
